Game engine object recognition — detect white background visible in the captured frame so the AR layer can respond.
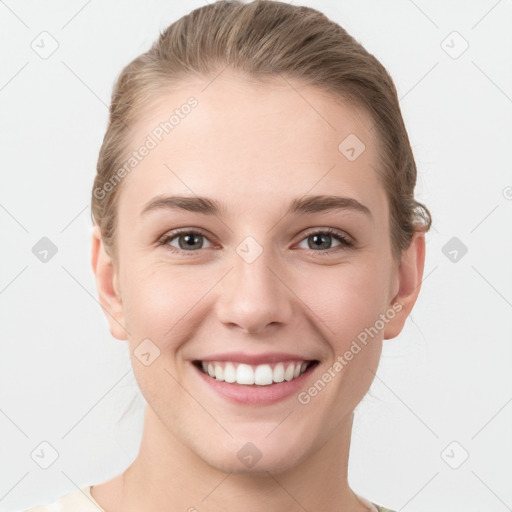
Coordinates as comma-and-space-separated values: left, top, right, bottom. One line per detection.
1, 1, 511, 511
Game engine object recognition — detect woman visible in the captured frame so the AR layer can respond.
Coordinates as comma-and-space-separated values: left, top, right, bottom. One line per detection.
23, 0, 431, 510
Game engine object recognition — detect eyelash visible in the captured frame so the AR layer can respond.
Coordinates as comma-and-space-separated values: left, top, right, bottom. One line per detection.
157, 227, 354, 257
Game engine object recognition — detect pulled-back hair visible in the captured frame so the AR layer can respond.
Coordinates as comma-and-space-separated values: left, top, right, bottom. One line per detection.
91, 0, 431, 264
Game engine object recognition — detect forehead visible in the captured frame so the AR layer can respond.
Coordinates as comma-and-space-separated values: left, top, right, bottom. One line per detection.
117, 70, 386, 223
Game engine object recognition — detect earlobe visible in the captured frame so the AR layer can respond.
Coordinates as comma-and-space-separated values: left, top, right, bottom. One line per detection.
90, 225, 128, 341
383, 231, 426, 340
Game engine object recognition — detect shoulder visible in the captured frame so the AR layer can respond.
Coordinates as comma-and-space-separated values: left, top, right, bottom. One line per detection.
17, 486, 105, 512
18, 486, 393, 512
373, 505, 398, 512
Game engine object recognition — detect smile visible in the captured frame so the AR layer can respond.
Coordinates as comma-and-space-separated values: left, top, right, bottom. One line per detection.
194, 360, 318, 386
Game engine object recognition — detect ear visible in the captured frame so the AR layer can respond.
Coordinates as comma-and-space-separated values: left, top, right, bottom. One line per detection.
383, 230, 426, 340
91, 225, 128, 341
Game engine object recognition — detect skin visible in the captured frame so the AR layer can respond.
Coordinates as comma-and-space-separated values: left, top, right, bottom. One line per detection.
90, 69, 425, 512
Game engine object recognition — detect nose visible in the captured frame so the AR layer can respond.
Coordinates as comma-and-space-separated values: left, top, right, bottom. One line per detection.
215, 246, 294, 335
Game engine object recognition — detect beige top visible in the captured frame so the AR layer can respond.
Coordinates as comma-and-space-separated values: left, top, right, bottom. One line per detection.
20, 487, 104, 511
20, 485, 398, 512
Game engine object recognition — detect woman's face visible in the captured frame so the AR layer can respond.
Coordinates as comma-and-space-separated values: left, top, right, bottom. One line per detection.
93, 70, 423, 474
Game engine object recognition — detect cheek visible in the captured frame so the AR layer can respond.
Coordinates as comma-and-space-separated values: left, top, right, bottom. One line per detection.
119, 262, 185, 341
120, 260, 221, 356
298, 260, 389, 346
120, 265, 193, 399
120, 251, 391, 355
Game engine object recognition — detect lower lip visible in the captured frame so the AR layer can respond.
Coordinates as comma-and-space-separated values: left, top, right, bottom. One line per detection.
192, 362, 319, 405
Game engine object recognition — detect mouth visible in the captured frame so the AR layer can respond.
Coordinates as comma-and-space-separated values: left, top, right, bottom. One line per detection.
192, 359, 320, 386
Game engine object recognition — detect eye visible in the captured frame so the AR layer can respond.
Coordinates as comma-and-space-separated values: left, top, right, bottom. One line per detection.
297, 228, 353, 256
157, 227, 354, 256
158, 229, 212, 253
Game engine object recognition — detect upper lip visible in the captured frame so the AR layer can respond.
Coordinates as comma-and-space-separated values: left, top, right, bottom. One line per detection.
194, 352, 318, 365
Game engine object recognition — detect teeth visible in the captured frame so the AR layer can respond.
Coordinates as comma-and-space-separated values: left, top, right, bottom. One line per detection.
284, 363, 295, 381
273, 363, 285, 383
254, 364, 273, 386
237, 364, 255, 385
214, 365, 224, 381
224, 362, 236, 383
199, 360, 311, 386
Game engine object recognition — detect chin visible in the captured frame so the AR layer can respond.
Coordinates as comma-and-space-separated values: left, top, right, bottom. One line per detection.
195, 435, 309, 476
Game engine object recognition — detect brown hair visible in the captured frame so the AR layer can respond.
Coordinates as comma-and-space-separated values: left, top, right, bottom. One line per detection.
91, 0, 432, 265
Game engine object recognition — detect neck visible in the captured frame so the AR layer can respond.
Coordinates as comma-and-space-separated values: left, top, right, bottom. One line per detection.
116, 405, 372, 512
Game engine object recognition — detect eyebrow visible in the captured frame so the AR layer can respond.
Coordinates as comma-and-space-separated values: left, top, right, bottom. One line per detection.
140, 194, 372, 219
